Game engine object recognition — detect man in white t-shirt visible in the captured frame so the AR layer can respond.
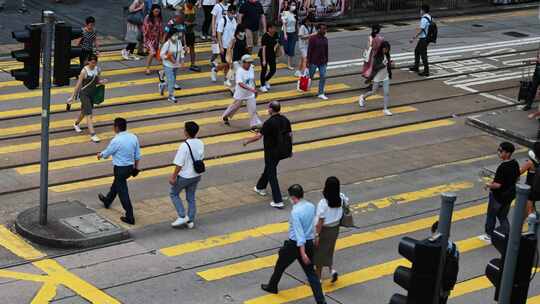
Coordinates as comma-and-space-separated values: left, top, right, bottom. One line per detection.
209, 0, 229, 81
221, 54, 262, 130
213, 5, 238, 87
169, 121, 205, 228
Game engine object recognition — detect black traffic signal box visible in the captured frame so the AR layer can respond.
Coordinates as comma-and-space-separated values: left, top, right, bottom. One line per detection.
53, 23, 82, 86
11, 25, 42, 89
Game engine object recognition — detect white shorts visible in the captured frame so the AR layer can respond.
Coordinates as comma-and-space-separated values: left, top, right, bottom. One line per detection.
299, 47, 308, 58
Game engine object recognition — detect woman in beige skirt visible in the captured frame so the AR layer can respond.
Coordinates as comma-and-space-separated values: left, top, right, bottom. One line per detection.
314, 176, 349, 282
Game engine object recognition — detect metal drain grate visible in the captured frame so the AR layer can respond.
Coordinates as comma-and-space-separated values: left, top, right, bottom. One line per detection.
503, 31, 529, 38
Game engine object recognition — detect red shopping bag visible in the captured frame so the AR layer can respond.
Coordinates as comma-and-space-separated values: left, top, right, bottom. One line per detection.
297, 74, 311, 92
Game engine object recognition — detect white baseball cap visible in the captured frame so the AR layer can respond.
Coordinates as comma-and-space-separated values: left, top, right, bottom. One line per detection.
241, 54, 254, 63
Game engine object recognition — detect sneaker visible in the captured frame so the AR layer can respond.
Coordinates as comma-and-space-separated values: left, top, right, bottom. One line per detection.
186, 221, 195, 229
223, 117, 230, 126
419, 71, 430, 77
521, 105, 532, 111
171, 216, 189, 227
121, 49, 130, 60
260, 86, 268, 92
270, 201, 285, 209
358, 95, 365, 107
174, 84, 182, 90
73, 123, 82, 133
409, 67, 419, 72
130, 54, 141, 61
200, 34, 207, 40
383, 109, 393, 116
265, 83, 271, 89
168, 96, 177, 103
189, 65, 201, 72
331, 270, 339, 283
210, 68, 217, 82
158, 82, 166, 96
90, 134, 101, 143
479, 234, 491, 242
253, 186, 267, 196
317, 94, 329, 100
224, 80, 232, 87
294, 70, 302, 77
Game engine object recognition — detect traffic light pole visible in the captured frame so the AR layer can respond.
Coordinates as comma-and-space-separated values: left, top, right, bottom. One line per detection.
499, 184, 530, 304
432, 192, 457, 304
39, 11, 55, 225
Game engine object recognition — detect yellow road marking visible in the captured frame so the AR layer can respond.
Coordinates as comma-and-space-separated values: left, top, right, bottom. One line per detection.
50, 118, 454, 192
352, 181, 474, 212
0, 74, 311, 121
17, 103, 412, 174
0, 53, 260, 89
244, 235, 488, 304
0, 226, 120, 304
198, 201, 484, 281
0, 226, 45, 260
0, 63, 288, 103
0, 83, 349, 141
161, 181, 474, 258
529, 294, 540, 303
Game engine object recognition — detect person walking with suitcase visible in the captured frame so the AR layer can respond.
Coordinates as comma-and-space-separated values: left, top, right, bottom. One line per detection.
409, 4, 432, 77
243, 101, 292, 209
260, 184, 327, 304
97, 118, 141, 225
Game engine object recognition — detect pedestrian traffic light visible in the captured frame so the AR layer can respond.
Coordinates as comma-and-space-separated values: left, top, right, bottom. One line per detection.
53, 23, 82, 86
10, 25, 42, 90
485, 229, 537, 304
389, 236, 442, 304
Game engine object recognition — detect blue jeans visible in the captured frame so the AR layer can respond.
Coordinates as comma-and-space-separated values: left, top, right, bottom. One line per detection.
169, 175, 201, 221
163, 65, 178, 98
282, 32, 297, 57
309, 64, 327, 95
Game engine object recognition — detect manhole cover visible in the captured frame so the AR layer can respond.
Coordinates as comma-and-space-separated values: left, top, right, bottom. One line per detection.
503, 31, 529, 38
61, 214, 120, 235
472, 24, 483, 27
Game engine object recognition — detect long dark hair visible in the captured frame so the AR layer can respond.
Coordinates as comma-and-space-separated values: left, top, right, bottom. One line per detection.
323, 176, 341, 208
370, 24, 381, 38
380, 40, 391, 60
148, 4, 162, 24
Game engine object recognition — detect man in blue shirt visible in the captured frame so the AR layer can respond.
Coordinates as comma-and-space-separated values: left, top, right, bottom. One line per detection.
97, 118, 141, 225
261, 184, 327, 304
409, 4, 431, 77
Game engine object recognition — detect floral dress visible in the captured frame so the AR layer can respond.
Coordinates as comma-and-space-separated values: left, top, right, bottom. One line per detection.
142, 15, 163, 54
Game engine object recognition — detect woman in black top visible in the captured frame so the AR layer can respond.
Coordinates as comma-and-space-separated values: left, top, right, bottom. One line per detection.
259, 23, 279, 92
232, 25, 248, 63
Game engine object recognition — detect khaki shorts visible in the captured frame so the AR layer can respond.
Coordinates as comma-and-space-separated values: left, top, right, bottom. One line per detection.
245, 29, 259, 48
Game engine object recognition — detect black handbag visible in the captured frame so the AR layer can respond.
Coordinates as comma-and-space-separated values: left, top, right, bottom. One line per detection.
185, 141, 205, 174
518, 63, 533, 101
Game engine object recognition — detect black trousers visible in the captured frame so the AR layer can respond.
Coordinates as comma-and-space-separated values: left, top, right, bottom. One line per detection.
525, 65, 540, 107
414, 38, 429, 73
267, 240, 326, 304
105, 165, 135, 220
202, 5, 213, 36
260, 58, 277, 86
485, 192, 510, 237
126, 43, 137, 53
256, 156, 282, 204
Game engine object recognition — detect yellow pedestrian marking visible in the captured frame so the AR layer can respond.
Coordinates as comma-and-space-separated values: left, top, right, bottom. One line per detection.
17, 103, 412, 174
529, 294, 540, 303
0, 226, 45, 260
160, 180, 473, 257
0, 74, 316, 121
198, 201, 484, 281
0, 83, 349, 141
50, 119, 454, 192
0, 63, 288, 103
351, 181, 474, 212
0, 226, 120, 304
0, 53, 261, 89
244, 236, 488, 304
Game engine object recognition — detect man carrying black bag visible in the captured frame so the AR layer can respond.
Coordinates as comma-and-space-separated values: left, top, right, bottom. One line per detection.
243, 101, 292, 209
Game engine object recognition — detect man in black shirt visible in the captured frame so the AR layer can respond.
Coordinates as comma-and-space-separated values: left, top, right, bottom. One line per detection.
239, 0, 266, 52
243, 101, 292, 208
480, 142, 520, 242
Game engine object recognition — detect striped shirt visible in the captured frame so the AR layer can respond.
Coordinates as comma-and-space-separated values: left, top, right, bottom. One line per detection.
80, 28, 97, 51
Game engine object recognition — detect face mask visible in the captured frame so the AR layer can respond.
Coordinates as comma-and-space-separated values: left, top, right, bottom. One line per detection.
228, 15, 235, 20
238, 32, 245, 39
170, 35, 179, 42
290, 6, 296, 11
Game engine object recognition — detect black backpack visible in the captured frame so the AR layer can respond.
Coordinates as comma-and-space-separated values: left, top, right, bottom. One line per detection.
423, 16, 438, 44
443, 243, 460, 291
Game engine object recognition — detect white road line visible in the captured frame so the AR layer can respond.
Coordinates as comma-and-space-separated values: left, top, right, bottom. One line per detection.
480, 93, 516, 105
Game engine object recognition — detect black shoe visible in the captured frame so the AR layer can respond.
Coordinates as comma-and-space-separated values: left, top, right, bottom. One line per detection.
98, 193, 112, 209
331, 271, 339, 283
189, 65, 201, 72
66, 103, 71, 111
223, 117, 230, 126
522, 105, 532, 111
418, 71, 430, 77
120, 216, 135, 225
409, 67, 419, 72
261, 284, 278, 294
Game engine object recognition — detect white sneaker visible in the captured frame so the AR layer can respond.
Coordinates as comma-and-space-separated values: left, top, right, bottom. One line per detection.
253, 186, 267, 196
358, 95, 365, 107
265, 83, 271, 89
186, 221, 195, 229
121, 49, 130, 60
158, 82, 166, 96
383, 109, 393, 116
479, 234, 491, 242
171, 216, 189, 227
260, 86, 268, 92
73, 123, 82, 133
130, 54, 141, 61
224, 80, 232, 87
210, 68, 217, 82
294, 70, 302, 77
168, 96, 177, 103
174, 84, 182, 90
90, 135, 101, 143
317, 94, 328, 100
270, 201, 285, 209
